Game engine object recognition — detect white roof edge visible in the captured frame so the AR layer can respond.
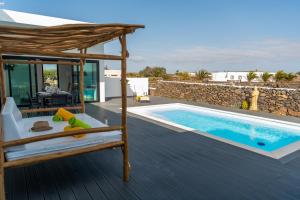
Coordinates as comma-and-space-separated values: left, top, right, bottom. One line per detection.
0, 9, 89, 27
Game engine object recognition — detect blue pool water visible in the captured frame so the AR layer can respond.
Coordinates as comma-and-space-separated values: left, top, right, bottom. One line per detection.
151, 109, 300, 152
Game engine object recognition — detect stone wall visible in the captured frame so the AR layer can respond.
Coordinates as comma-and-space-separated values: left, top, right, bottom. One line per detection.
153, 81, 300, 117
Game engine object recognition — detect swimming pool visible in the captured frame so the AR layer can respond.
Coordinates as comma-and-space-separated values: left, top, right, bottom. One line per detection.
128, 103, 300, 158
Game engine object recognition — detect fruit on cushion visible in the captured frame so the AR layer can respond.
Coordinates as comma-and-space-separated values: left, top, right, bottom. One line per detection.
64, 126, 86, 139
68, 117, 91, 129
56, 108, 75, 121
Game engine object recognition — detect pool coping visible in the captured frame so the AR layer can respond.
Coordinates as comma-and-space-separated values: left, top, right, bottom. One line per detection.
127, 103, 300, 159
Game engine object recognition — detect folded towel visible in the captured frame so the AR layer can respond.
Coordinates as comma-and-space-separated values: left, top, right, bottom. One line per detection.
64, 126, 86, 139
68, 117, 91, 129
52, 115, 63, 122
56, 108, 75, 121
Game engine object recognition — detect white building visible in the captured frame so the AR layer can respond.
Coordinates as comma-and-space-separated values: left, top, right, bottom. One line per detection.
211, 71, 274, 82
0, 9, 147, 105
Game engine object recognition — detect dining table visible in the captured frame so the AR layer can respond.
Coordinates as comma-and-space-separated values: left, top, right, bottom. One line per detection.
37, 91, 73, 107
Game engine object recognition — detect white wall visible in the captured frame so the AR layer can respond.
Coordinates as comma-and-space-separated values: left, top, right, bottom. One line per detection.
105, 77, 149, 98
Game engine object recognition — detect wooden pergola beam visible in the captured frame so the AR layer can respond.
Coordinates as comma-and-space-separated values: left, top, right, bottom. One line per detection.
0, 55, 5, 104
3, 125, 122, 148
4, 141, 124, 168
120, 32, 129, 182
0, 48, 122, 60
3, 59, 80, 66
79, 49, 86, 113
20, 106, 83, 114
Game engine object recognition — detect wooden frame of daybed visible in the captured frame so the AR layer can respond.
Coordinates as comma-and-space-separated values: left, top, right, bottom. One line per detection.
0, 23, 144, 199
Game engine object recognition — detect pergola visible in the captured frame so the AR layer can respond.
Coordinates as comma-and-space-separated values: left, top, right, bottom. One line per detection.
0, 23, 144, 199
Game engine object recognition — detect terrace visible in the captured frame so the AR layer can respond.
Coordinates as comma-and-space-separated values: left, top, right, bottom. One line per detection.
0, 10, 299, 200
6, 97, 300, 200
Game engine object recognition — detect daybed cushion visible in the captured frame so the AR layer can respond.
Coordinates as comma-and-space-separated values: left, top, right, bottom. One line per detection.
5, 113, 122, 161
1, 97, 25, 151
1, 97, 23, 141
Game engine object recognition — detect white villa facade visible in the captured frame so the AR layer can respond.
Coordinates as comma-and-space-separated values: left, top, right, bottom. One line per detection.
0, 9, 148, 105
210, 71, 274, 82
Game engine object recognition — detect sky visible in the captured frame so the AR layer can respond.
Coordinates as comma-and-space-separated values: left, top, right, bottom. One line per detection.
2, 0, 300, 73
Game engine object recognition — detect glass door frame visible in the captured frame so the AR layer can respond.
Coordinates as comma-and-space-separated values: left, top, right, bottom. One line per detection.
72, 60, 100, 103
3, 56, 38, 107
3, 55, 100, 104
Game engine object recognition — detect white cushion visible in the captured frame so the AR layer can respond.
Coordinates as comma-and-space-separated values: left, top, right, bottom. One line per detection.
1, 97, 25, 151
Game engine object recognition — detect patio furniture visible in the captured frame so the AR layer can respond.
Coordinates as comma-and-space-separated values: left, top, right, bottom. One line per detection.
139, 96, 150, 103
27, 92, 40, 109
0, 23, 144, 200
2, 97, 122, 161
37, 91, 72, 107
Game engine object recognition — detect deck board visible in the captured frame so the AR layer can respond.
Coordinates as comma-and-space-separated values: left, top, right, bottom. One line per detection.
5, 97, 300, 200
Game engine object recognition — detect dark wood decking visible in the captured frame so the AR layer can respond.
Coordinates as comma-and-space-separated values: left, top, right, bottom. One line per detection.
6, 98, 300, 200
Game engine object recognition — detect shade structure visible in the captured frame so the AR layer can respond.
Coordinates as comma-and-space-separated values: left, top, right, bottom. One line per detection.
0, 23, 145, 58
0, 22, 144, 200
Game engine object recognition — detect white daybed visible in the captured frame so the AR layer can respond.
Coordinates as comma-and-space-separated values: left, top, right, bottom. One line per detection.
1, 97, 122, 161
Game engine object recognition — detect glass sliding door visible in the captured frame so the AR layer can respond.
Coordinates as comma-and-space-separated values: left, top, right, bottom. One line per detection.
72, 62, 99, 102
4, 63, 36, 105
84, 63, 99, 102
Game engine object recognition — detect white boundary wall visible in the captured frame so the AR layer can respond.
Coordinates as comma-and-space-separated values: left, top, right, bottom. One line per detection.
105, 77, 149, 98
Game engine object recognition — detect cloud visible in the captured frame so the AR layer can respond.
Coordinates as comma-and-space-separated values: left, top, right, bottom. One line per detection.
111, 39, 300, 72
128, 55, 145, 63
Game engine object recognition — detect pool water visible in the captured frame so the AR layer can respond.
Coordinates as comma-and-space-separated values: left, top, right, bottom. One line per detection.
151, 109, 300, 152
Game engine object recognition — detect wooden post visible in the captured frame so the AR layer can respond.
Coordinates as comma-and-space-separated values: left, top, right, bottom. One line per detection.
121, 33, 129, 181
79, 49, 85, 113
0, 115, 5, 200
0, 55, 6, 105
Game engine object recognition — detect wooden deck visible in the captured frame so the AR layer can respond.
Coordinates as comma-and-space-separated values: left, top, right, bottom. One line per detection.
6, 97, 300, 200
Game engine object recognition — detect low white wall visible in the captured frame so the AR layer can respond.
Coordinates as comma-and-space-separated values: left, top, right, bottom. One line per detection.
105, 77, 149, 98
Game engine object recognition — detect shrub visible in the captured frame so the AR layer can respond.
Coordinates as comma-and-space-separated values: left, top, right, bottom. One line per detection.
176, 71, 190, 80
274, 70, 287, 82
261, 72, 273, 83
195, 69, 212, 81
139, 66, 167, 77
247, 71, 258, 83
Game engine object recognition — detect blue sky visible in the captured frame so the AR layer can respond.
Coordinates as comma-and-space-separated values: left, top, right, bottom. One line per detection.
3, 0, 300, 72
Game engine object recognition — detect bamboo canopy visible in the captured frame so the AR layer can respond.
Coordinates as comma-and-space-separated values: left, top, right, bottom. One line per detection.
0, 23, 144, 59
0, 23, 144, 199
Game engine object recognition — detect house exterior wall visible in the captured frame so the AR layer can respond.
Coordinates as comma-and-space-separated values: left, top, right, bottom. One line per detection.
0, 10, 107, 103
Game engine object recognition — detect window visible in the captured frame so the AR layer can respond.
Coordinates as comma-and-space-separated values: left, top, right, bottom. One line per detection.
230, 75, 234, 80
238, 75, 242, 80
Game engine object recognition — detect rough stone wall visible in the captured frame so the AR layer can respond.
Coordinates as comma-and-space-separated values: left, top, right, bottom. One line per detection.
153, 81, 300, 117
